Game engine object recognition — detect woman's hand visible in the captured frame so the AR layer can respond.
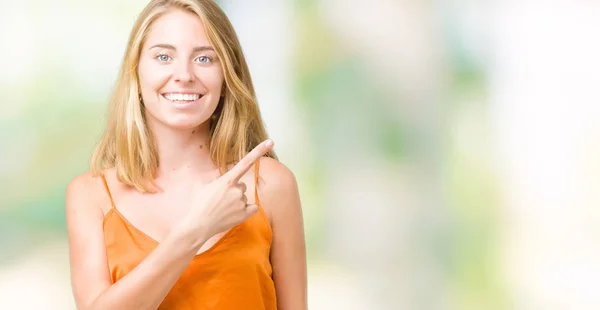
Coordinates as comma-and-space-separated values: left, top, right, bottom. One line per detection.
182, 139, 274, 239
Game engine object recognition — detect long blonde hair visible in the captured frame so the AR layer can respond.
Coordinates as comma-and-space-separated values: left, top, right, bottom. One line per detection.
91, 0, 276, 192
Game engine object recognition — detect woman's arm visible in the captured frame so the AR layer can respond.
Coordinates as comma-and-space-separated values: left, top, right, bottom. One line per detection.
259, 159, 308, 310
66, 172, 210, 310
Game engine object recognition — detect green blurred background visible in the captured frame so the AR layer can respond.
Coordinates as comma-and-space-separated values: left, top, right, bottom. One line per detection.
2, 1, 600, 309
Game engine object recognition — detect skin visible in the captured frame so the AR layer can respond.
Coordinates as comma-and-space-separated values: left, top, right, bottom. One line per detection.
66, 8, 307, 310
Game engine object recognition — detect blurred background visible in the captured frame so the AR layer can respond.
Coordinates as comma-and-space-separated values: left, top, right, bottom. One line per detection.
1, 0, 600, 309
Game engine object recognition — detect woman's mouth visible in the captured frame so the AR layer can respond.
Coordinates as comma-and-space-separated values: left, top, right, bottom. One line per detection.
161, 92, 204, 108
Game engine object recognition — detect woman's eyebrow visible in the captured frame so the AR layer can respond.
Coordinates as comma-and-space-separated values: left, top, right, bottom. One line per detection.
149, 43, 215, 52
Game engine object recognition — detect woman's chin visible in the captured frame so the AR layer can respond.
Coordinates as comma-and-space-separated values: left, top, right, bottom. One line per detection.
161, 116, 209, 131
144, 110, 211, 132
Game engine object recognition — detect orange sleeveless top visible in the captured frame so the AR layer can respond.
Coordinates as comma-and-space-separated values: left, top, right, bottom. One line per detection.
100, 161, 277, 309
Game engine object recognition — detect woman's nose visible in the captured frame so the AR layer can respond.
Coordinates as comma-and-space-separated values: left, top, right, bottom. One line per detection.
173, 62, 195, 84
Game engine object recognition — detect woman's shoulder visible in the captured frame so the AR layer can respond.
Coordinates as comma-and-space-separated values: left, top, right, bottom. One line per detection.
65, 169, 114, 215
257, 157, 297, 187
254, 158, 303, 233
256, 157, 300, 205
66, 170, 99, 196
66, 168, 116, 193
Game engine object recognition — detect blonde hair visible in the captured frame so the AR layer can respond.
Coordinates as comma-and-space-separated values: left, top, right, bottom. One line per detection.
91, 0, 276, 192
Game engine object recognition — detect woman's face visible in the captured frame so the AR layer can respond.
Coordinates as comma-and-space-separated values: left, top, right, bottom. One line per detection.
137, 9, 224, 130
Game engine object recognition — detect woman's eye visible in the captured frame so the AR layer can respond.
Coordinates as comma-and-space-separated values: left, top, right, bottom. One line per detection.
195, 56, 211, 63
156, 54, 171, 62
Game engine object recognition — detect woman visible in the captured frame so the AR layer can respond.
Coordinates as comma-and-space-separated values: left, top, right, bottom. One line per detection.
65, 0, 307, 309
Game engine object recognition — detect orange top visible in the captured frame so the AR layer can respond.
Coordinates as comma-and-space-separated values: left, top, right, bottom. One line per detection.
100, 161, 276, 309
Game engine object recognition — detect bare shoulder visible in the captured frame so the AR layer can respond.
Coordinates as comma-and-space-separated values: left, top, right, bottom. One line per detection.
256, 157, 301, 221
257, 157, 299, 196
66, 171, 96, 202
65, 170, 106, 216
66, 171, 114, 307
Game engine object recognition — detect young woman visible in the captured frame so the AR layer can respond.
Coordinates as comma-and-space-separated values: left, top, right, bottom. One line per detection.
65, 0, 307, 309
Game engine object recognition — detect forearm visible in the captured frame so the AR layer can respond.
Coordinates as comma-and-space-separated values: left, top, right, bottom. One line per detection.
82, 227, 208, 310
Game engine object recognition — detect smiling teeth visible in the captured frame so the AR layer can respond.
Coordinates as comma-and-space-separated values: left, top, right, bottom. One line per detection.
164, 93, 200, 101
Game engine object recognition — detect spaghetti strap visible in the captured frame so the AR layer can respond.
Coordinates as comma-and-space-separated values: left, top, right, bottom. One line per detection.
99, 174, 116, 209
254, 160, 260, 206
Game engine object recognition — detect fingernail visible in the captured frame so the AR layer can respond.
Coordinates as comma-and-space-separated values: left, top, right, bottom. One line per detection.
265, 139, 273, 147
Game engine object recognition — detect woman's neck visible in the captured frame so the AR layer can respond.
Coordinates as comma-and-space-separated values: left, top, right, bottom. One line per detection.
149, 120, 216, 178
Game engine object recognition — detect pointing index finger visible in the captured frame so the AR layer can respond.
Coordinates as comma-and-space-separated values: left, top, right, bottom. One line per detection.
224, 139, 273, 183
